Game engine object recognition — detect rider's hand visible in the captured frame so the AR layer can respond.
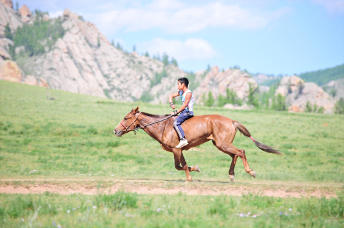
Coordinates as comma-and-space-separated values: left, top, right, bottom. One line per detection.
170, 111, 175, 116
171, 104, 175, 109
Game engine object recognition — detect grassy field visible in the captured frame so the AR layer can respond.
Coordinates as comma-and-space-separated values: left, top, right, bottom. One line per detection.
0, 81, 343, 227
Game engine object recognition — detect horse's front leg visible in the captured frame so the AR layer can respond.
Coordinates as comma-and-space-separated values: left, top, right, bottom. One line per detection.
229, 154, 238, 182
173, 150, 192, 182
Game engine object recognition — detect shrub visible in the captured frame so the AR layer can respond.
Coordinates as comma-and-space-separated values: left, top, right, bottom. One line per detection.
335, 98, 344, 114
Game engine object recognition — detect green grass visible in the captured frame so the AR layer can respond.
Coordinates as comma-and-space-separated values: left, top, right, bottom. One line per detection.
0, 192, 343, 227
0, 80, 344, 183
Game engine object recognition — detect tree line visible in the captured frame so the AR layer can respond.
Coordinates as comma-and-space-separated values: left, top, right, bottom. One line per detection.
5, 10, 65, 59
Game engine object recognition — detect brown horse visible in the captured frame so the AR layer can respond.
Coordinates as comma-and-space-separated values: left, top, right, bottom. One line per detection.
113, 107, 280, 182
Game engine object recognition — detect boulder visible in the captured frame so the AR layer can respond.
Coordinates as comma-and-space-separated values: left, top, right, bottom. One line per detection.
19, 4, 31, 18
0, 60, 22, 83
24, 75, 38, 86
15, 45, 24, 54
63, 8, 79, 20
0, 0, 12, 8
0, 45, 11, 59
43, 14, 49, 21
288, 105, 301, 113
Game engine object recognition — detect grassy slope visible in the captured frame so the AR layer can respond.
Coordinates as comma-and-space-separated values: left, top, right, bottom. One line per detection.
0, 81, 344, 182
299, 63, 344, 85
0, 81, 344, 227
0, 192, 343, 228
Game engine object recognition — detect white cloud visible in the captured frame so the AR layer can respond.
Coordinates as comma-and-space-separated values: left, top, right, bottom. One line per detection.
91, 1, 291, 34
312, 0, 344, 14
141, 38, 216, 60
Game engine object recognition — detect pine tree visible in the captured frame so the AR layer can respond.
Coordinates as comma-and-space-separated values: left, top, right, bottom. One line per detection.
145, 52, 149, 57
4, 23, 13, 40
171, 57, 178, 66
133, 45, 136, 52
162, 53, 169, 66
205, 91, 214, 107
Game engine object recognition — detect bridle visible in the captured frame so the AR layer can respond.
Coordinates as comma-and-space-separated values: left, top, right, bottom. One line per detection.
116, 111, 175, 135
120, 111, 141, 133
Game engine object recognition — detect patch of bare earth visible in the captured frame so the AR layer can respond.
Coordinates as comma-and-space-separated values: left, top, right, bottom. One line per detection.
0, 179, 341, 198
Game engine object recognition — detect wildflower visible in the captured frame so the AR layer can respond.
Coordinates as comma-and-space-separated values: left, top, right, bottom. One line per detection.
67, 210, 70, 213
279, 212, 282, 215
72, 208, 76, 211
124, 201, 126, 204
289, 208, 292, 211
57, 225, 61, 228
252, 215, 257, 218
157, 208, 161, 212
21, 218, 24, 222
93, 206, 97, 209
53, 221, 56, 226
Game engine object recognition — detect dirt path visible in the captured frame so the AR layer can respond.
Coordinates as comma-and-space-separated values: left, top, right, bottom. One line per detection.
0, 178, 341, 198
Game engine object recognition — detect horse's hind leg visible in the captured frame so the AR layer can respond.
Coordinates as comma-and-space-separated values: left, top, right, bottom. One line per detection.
217, 144, 255, 178
229, 154, 238, 182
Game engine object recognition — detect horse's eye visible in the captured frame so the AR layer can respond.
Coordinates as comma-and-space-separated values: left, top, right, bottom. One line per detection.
124, 118, 127, 121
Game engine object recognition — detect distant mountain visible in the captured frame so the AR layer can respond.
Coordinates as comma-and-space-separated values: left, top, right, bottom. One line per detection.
299, 64, 344, 86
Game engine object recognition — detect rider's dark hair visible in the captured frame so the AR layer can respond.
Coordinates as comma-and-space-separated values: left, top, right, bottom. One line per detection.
178, 77, 189, 88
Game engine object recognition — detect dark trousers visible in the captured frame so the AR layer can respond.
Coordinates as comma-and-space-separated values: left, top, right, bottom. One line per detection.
173, 110, 194, 140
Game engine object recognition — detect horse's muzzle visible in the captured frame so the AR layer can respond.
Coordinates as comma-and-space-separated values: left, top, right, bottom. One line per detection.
113, 129, 123, 137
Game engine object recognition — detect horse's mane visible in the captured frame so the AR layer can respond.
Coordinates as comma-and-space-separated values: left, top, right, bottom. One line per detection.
141, 112, 170, 118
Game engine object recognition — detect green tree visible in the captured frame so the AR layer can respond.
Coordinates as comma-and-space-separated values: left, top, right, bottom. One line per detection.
162, 53, 169, 66
248, 83, 259, 108
15, 2, 19, 11
330, 88, 337, 98
133, 45, 136, 52
204, 91, 215, 107
4, 23, 12, 40
272, 94, 286, 111
145, 52, 149, 57
171, 57, 178, 66
335, 98, 344, 114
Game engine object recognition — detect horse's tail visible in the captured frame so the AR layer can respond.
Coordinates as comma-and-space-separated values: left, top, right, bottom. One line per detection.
233, 121, 281, 155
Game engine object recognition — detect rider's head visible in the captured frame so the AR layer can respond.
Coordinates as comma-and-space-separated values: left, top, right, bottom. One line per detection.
178, 77, 189, 89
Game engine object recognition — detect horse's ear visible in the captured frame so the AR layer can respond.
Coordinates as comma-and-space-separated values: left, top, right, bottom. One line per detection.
133, 107, 140, 113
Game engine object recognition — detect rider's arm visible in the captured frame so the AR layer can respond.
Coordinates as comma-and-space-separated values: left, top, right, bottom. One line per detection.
169, 92, 179, 109
176, 93, 192, 113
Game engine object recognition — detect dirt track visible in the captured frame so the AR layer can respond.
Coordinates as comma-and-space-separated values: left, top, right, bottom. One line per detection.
0, 178, 341, 198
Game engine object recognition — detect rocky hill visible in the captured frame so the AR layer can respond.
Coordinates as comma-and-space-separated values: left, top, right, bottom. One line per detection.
275, 75, 335, 113
193, 66, 257, 104
0, 0, 340, 114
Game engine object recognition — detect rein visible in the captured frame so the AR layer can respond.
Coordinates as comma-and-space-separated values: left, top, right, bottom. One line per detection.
118, 111, 175, 135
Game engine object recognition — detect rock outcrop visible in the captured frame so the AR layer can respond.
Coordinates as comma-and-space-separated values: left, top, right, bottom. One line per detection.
0, 0, 12, 8
323, 78, 344, 101
0, 60, 22, 82
20, 9, 185, 101
0, 1, 22, 37
19, 4, 32, 23
193, 66, 258, 104
275, 75, 335, 113
24, 75, 37, 86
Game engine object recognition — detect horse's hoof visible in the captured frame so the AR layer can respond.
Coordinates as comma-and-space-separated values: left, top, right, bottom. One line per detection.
249, 171, 256, 178
185, 179, 193, 183
192, 165, 201, 172
229, 174, 235, 182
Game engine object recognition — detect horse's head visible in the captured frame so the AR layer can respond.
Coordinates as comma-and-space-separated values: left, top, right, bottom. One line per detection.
113, 107, 140, 137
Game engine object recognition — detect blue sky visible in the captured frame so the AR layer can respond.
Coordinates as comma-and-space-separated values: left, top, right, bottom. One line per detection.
16, 0, 344, 75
